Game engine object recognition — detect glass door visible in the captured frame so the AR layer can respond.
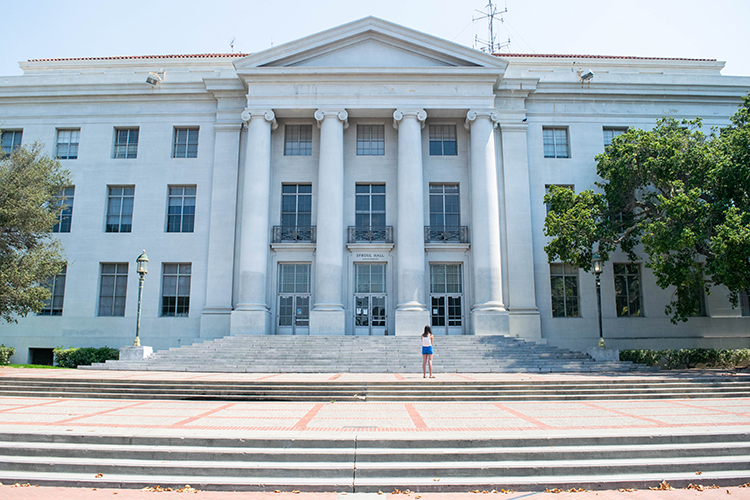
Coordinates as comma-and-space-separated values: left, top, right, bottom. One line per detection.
353, 264, 387, 335
277, 264, 311, 335
429, 264, 464, 335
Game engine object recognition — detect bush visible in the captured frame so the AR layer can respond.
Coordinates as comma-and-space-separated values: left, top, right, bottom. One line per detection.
620, 348, 750, 370
0, 345, 15, 365
53, 346, 120, 368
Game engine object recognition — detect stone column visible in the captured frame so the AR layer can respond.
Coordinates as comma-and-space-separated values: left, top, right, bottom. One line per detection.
393, 109, 430, 335
465, 109, 509, 335
200, 122, 242, 339
310, 109, 348, 335
497, 120, 541, 339
230, 109, 277, 335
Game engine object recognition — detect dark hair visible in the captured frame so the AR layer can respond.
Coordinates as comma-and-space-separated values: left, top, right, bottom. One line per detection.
422, 325, 432, 336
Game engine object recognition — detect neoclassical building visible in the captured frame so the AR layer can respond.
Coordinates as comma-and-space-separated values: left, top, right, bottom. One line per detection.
0, 18, 748, 364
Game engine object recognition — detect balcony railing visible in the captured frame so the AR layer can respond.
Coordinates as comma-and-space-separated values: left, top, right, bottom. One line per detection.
348, 226, 393, 244
424, 226, 469, 244
272, 225, 316, 243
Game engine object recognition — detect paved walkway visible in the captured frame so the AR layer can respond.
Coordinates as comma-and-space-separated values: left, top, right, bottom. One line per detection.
0, 368, 749, 499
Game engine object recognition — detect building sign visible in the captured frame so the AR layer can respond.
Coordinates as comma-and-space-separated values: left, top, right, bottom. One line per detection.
355, 252, 387, 261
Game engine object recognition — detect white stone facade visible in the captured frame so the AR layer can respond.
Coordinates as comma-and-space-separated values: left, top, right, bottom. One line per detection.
0, 18, 748, 364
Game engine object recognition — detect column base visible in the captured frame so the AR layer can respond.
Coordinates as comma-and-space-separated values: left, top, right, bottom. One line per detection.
394, 307, 430, 336
471, 308, 510, 335
119, 346, 153, 360
200, 307, 232, 340
508, 308, 542, 340
309, 308, 346, 335
230, 308, 272, 335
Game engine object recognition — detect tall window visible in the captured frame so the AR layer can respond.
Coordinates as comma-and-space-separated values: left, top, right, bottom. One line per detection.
430, 264, 463, 328
106, 186, 134, 233
52, 187, 74, 233
98, 263, 128, 317
614, 263, 643, 317
281, 184, 312, 228
38, 266, 66, 316
284, 125, 312, 156
543, 127, 570, 158
687, 282, 707, 317
56, 129, 80, 159
173, 127, 199, 158
603, 127, 628, 147
355, 184, 385, 228
279, 264, 311, 294
356, 125, 385, 156
429, 125, 457, 156
1, 130, 22, 155
166, 186, 196, 233
355, 264, 386, 294
550, 263, 579, 317
429, 184, 460, 228
740, 291, 750, 317
161, 263, 191, 317
114, 128, 138, 159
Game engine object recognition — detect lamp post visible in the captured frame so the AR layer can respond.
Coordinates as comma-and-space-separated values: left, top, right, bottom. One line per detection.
134, 250, 149, 347
592, 253, 604, 348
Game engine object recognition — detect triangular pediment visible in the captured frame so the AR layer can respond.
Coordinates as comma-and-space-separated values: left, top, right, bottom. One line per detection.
234, 17, 507, 71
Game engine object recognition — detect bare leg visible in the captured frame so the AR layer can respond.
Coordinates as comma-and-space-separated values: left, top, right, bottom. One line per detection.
423, 354, 428, 377
428, 354, 433, 377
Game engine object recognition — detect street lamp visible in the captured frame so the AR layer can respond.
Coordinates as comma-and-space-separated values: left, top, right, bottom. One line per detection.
134, 250, 149, 347
592, 253, 604, 348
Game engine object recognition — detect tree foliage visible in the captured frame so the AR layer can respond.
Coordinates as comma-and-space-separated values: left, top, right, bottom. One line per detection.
0, 140, 70, 322
544, 94, 750, 323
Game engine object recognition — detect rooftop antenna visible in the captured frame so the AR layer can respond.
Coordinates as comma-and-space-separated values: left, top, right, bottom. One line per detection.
473, 0, 510, 53
229, 37, 235, 53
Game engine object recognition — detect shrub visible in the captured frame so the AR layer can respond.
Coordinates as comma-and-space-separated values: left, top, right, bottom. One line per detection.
53, 346, 120, 368
620, 348, 750, 370
0, 345, 15, 365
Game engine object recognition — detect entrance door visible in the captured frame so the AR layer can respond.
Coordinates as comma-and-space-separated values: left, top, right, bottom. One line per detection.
353, 263, 387, 335
354, 295, 387, 335
429, 263, 464, 335
277, 263, 311, 335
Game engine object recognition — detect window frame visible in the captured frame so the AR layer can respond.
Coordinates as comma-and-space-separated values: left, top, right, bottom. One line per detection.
280, 184, 312, 228
173, 127, 199, 158
166, 185, 196, 233
356, 124, 385, 156
1, 130, 23, 156
550, 263, 580, 318
542, 126, 570, 158
52, 187, 75, 233
161, 263, 192, 317
603, 126, 628, 147
355, 184, 386, 229
613, 263, 644, 317
428, 124, 458, 156
55, 129, 80, 160
284, 124, 313, 156
106, 185, 135, 233
113, 128, 139, 159
38, 265, 67, 316
98, 263, 128, 317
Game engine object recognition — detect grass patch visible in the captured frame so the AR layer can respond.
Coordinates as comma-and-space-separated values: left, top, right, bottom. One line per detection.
2, 364, 70, 369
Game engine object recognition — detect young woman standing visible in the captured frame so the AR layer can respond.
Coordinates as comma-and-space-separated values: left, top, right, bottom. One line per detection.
421, 325, 435, 378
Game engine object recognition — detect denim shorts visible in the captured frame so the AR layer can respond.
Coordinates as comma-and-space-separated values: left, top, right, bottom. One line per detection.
422, 346, 433, 355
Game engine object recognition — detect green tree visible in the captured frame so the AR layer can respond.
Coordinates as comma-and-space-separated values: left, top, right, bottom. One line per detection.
0, 140, 70, 322
544, 94, 750, 323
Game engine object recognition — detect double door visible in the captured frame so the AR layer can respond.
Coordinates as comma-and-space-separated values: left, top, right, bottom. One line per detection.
354, 295, 386, 335
277, 295, 309, 335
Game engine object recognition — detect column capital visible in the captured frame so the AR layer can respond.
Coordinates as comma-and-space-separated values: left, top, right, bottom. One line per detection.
465, 109, 501, 130
241, 109, 278, 130
314, 109, 349, 129
393, 109, 427, 130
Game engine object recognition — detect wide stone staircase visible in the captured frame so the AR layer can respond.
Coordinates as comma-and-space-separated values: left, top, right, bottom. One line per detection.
0, 432, 748, 492
86, 334, 639, 373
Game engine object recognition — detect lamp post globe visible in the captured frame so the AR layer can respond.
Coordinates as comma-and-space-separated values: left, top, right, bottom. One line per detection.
134, 250, 149, 347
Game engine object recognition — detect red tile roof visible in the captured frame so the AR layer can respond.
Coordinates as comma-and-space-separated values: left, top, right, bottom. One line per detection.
28, 53, 250, 62
494, 53, 716, 62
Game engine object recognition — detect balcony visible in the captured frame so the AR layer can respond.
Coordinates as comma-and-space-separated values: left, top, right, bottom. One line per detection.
272, 225, 316, 243
347, 226, 393, 244
424, 226, 469, 244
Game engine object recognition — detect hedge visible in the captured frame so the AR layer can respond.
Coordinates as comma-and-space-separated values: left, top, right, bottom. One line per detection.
0, 345, 15, 365
53, 346, 120, 368
620, 348, 750, 370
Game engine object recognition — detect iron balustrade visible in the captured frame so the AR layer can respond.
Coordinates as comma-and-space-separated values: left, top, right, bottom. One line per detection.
272, 226, 316, 243
424, 226, 469, 243
347, 226, 393, 244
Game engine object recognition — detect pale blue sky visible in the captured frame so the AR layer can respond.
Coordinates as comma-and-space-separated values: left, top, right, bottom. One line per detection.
1, 0, 748, 77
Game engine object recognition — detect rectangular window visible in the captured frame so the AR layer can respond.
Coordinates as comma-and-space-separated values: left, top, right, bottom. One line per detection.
279, 264, 311, 294
106, 186, 134, 233
52, 187, 75, 233
430, 264, 463, 294
614, 263, 643, 317
688, 283, 707, 317
281, 184, 312, 228
173, 127, 199, 158
429, 184, 460, 228
114, 128, 138, 159
55, 129, 80, 159
355, 184, 386, 228
161, 263, 191, 317
550, 263, 579, 317
603, 127, 628, 147
38, 265, 66, 316
355, 264, 386, 294
98, 263, 128, 317
356, 125, 385, 156
543, 127, 570, 158
284, 125, 312, 156
1, 130, 22, 155
429, 125, 457, 156
740, 291, 750, 317
166, 186, 196, 233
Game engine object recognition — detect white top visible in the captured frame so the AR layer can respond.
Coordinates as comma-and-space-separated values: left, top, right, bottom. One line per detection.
422, 335, 432, 347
